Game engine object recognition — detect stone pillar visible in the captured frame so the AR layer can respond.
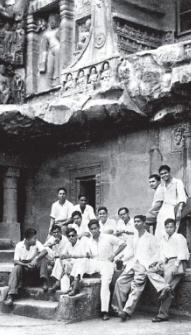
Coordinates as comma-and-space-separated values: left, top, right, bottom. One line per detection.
0, 167, 20, 243
149, 128, 163, 174
59, 0, 75, 71
26, 14, 38, 96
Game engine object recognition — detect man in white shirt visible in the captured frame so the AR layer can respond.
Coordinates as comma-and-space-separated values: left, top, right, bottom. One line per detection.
68, 211, 90, 238
84, 219, 126, 321
116, 207, 135, 241
112, 215, 169, 321
146, 174, 163, 232
152, 218, 189, 322
98, 206, 116, 234
49, 187, 74, 234
4, 228, 49, 306
72, 194, 95, 227
155, 165, 187, 241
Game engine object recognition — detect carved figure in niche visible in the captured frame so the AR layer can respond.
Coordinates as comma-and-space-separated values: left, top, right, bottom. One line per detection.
4, 22, 13, 55
100, 61, 111, 82
76, 69, 86, 90
39, 13, 60, 87
0, 64, 10, 104
14, 21, 25, 47
173, 126, 185, 147
88, 66, 98, 89
36, 18, 47, 33
64, 73, 75, 91
11, 72, 25, 103
77, 18, 91, 51
118, 58, 131, 82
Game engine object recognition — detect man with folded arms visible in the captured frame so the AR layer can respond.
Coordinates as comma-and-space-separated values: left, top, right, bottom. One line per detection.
4, 228, 49, 306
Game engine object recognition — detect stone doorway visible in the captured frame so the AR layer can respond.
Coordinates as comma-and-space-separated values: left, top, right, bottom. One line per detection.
76, 176, 96, 210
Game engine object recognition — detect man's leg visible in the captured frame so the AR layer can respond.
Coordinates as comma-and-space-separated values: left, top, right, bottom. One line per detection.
98, 261, 114, 319
36, 257, 49, 290
4, 265, 23, 305
122, 263, 147, 319
111, 268, 134, 314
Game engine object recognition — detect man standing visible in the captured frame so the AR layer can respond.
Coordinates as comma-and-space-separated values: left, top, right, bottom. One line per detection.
112, 215, 169, 321
155, 165, 187, 240
73, 194, 95, 227
69, 211, 90, 238
4, 228, 49, 306
146, 174, 163, 233
49, 187, 74, 234
152, 218, 189, 322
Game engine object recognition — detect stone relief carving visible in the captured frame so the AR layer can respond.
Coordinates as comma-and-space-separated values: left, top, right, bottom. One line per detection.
0, 0, 28, 20
88, 66, 98, 89
76, 69, 86, 91
171, 125, 187, 152
114, 19, 163, 54
38, 13, 60, 87
76, 17, 91, 52
117, 58, 131, 82
0, 64, 10, 104
64, 73, 75, 91
11, 72, 25, 104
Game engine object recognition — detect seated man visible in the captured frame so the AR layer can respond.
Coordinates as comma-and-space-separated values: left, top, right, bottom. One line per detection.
98, 206, 116, 234
116, 207, 135, 241
4, 228, 49, 306
152, 218, 189, 322
49, 228, 90, 293
68, 211, 90, 238
73, 194, 95, 227
71, 219, 126, 321
146, 174, 163, 233
112, 215, 170, 321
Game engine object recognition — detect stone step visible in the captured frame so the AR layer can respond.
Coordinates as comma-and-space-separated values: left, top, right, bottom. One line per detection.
3, 298, 58, 320
22, 286, 60, 302
0, 250, 14, 262
0, 239, 15, 250
0, 263, 13, 287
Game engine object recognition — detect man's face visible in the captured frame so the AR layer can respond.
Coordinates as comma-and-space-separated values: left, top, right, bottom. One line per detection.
159, 169, 170, 182
98, 209, 108, 223
73, 214, 82, 226
119, 209, 130, 223
57, 190, 66, 202
68, 231, 78, 246
165, 222, 175, 237
27, 235, 37, 246
79, 196, 87, 208
52, 228, 62, 240
149, 177, 160, 190
134, 218, 144, 231
89, 223, 100, 238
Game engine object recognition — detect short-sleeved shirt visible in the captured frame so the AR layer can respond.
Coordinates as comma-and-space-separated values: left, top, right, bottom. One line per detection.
99, 218, 116, 234
68, 222, 89, 236
160, 232, 189, 262
157, 178, 187, 206
152, 185, 164, 207
72, 204, 96, 226
44, 235, 69, 258
62, 238, 90, 258
88, 233, 122, 261
50, 200, 74, 222
14, 240, 44, 261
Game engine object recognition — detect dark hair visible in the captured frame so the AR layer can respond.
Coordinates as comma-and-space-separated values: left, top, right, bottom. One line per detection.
71, 211, 82, 218
78, 194, 87, 200
164, 218, 176, 227
24, 228, 37, 239
159, 165, 171, 173
51, 224, 61, 233
134, 215, 146, 222
98, 206, 108, 214
88, 219, 100, 230
118, 207, 129, 215
66, 228, 77, 237
149, 174, 161, 182
57, 187, 67, 194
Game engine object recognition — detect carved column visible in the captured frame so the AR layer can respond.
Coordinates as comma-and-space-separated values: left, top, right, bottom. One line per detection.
26, 14, 38, 96
149, 128, 163, 174
0, 167, 21, 242
59, 0, 75, 71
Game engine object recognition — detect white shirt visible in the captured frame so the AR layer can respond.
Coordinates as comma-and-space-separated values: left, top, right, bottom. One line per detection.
88, 233, 122, 261
158, 178, 187, 206
50, 200, 74, 222
62, 238, 90, 258
99, 218, 116, 234
152, 185, 163, 207
73, 204, 95, 226
68, 222, 89, 236
116, 218, 135, 242
14, 240, 44, 261
44, 235, 68, 258
133, 231, 159, 269
160, 232, 189, 262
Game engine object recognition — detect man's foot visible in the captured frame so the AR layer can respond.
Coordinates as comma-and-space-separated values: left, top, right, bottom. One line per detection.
42, 282, 48, 292
68, 279, 80, 296
4, 295, 14, 306
118, 311, 130, 322
152, 316, 169, 323
102, 312, 110, 321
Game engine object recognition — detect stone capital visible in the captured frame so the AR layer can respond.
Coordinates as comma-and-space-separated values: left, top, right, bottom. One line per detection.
60, 0, 75, 20
4, 167, 20, 179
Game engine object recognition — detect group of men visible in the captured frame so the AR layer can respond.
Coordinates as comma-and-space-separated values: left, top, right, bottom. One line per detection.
4, 164, 190, 323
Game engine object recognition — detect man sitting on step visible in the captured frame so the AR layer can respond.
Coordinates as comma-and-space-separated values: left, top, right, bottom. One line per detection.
4, 228, 49, 306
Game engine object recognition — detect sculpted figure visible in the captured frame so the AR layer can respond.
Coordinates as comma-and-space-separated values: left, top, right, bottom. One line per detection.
76, 69, 86, 90
101, 61, 111, 82
64, 73, 75, 91
11, 72, 25, 103
4, 23, 13, 54
77, 18, 91, 51
0, 64, 10, 104
88, 66, 98, 89
39, 14, 60, 86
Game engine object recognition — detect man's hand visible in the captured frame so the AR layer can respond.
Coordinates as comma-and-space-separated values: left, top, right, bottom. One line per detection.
108, 255, 114, 262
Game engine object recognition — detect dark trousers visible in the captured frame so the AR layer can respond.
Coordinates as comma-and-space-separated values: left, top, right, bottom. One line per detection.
8, 258, 48, 295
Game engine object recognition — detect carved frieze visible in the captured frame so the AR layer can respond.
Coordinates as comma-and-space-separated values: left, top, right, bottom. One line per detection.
0, 64, 25, 104
114, 18, 163, 55
171, 124, 187, 152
